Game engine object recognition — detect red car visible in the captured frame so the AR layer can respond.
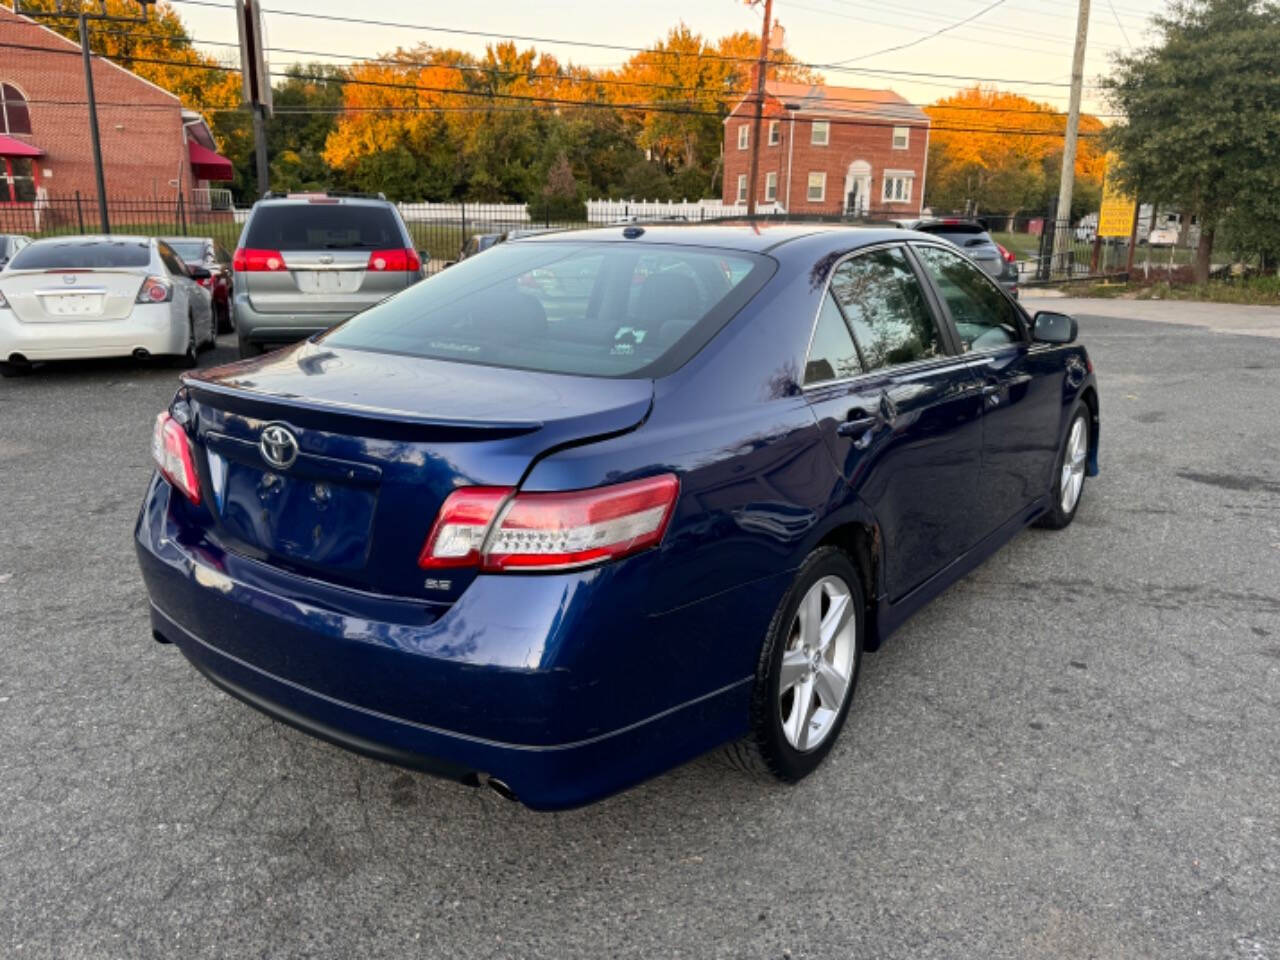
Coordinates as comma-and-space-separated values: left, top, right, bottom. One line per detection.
163, 237, 234, 333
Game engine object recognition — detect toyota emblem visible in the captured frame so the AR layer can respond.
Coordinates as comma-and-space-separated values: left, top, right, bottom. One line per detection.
259, 424, 299, 470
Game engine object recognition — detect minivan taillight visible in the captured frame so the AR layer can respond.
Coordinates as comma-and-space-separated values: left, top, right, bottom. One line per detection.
151, 412, 201, 505
367, 248, 421, 272
419, 475, 679, 572
233, 248, 286, 272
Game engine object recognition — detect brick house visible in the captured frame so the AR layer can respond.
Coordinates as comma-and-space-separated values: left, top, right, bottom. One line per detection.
0, 6, 231, 217
722, 80, 930, 217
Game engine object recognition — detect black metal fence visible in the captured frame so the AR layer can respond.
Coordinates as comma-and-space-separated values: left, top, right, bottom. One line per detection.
3, 195, 1188, 284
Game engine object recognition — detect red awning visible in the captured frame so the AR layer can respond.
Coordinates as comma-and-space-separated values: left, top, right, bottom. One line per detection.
188, 139, 234, 181
0, 134, 43, 158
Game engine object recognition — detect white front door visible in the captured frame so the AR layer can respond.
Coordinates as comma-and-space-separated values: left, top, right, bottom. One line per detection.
843, 161, 872, 215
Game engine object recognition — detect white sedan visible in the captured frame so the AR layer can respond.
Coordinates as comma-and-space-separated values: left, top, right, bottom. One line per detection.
0, 235, 216, 377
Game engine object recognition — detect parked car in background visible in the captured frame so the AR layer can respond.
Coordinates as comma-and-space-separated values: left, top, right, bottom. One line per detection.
903, 218, 1020, 299
162, 237, 234, 333
137, 224, 1099, 809
231, 193, 425, 358
1, 234, 32, 269
458, 228, 557, 262
0, 235, 216, 376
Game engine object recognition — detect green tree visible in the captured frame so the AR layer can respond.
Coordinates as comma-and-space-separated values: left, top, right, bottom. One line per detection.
1101, 0, 1280, 282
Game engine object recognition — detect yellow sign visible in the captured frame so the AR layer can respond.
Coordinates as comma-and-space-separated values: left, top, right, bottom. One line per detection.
1097, 153, 1137, 238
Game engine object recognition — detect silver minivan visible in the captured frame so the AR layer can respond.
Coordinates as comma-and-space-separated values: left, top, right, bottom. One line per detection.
232, 194, 424, 357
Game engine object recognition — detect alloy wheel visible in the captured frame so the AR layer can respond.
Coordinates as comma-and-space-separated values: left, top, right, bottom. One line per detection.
778, 576, 857, 752
1061, 417, 1087, 513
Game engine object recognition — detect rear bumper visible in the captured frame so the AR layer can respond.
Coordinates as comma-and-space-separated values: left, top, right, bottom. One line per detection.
232, 294, 351, 344
135, 477, 776, 809
0, 304, 185, 361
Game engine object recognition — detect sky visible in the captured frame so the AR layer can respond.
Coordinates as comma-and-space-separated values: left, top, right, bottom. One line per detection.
171, 0, 1175, 118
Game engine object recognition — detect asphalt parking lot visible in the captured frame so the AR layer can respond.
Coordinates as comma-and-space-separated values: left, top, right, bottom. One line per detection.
2, 301, 1278, 959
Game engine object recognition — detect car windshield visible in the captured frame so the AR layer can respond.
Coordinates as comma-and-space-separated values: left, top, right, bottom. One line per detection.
167, 241, 208, 262
322, 240, 771, 377
9, 239, 150, 270
244, 204, 402, 251
922, 226, 993, 249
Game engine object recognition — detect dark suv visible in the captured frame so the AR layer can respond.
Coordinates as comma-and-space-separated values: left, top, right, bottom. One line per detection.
904, 219, 1020, 298
232, 194, 425, 357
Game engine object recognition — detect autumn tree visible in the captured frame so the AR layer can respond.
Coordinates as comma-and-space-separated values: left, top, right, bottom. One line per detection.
925, 86, 1104, 218
1101, 0, 1280, 282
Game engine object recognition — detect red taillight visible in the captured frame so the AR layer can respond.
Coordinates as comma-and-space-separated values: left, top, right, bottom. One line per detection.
136, 276, 172, 304
197, 276, 213, 288
367, 248, 421, 272
151, 412, 201, 505
233, 248, 286, 272
996, 242, 1016, 264
418, 475, 679, 572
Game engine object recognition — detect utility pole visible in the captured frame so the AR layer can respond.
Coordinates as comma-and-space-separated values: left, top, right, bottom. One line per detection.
17, 1, 155, 234
744, 0, 773, 218
236, 0, 273, 197
1052, 0, 1091, 277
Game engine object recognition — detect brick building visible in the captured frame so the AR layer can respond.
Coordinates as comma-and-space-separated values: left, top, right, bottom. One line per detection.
0, 6, 231, 214
722, 80, 930, 217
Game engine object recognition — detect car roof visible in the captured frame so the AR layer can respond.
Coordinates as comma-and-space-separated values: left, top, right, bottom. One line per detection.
160, 236, 215, 243
25, 235, 152, 246
252, 196, 392, 208
513, 223, 909, 253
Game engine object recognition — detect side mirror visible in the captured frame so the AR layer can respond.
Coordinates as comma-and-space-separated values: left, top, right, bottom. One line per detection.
187, 265, 212, 281
1032, 311, 1077, 344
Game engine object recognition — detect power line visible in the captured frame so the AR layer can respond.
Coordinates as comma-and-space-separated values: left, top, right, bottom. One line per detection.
827, 0, 1010, 64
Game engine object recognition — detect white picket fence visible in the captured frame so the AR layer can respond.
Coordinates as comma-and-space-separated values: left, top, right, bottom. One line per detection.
231, 198, 778, 225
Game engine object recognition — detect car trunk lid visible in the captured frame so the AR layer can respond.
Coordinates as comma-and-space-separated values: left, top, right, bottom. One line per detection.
0, 269, 147, 323
178, 341, 653, 600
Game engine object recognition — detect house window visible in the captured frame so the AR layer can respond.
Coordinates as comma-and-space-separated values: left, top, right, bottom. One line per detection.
892, 126, 909, 150
882, 171, 914, 203
736, 174, 748, 204
1, 83, 32, 136
807, 172, 826, 203
1, 157, 36, 203
765, 171, 778, 202
768, 120, 780, 146
811, 121, 830, 146
738, 124, 749, 150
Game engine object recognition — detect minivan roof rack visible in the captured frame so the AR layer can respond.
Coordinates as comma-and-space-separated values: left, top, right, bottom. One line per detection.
260, 190, 388, 201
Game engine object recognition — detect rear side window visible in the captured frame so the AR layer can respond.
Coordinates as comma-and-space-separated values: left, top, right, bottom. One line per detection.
322, 241, 771, 378
244, 204, 403, 251
805, 292, 862, 384
9, 240, 150, 270
830, 247, 942, 371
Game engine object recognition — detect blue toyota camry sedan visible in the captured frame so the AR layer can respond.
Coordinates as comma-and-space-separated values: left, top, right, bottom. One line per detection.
136, 225, 1099, 809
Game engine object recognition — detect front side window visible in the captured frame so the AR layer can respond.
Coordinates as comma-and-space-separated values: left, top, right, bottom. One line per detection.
765, 171, 778, 202
0, 83, 31, 136
805, 291, 862, 384
807, 172, 826, 203
913, 244, 1022, 351
829, 247, 943, 371
882, 173, 913, 203
738, 124, 749, 150
736, 174, 747, 204
323, 241, 771, 378
811, 121, 830, 146
768, 120, 781, 145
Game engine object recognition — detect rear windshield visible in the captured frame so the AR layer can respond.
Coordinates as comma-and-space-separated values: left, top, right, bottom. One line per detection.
167, 240, 208, 262
921, 225, 993, 248
244, 204, 403, 251
322, 240, 772, 377
9, 239, 150, 270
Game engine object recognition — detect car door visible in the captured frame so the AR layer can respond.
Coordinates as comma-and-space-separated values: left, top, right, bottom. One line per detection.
912, 242, 1063, 527
804, 244, 986, 601
157, 242, 209, 341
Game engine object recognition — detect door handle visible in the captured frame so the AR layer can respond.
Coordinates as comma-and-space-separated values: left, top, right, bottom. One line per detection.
836, 410, 880, 438
981, 383, 1001, 397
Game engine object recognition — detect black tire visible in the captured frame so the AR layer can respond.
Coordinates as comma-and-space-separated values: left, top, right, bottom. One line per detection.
0, 360, 32, 378
724, 546, 864, 783
237, 335, 264, 359
1035, 401, 1090, 530
168, 316, 199, 368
